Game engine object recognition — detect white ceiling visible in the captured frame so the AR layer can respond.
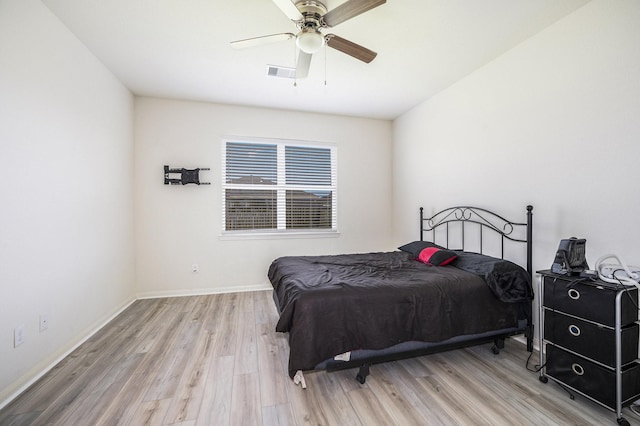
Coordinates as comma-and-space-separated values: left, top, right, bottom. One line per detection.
41, 0, 590, 120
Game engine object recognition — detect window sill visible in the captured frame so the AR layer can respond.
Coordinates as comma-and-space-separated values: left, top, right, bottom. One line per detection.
219, 230, 340, 241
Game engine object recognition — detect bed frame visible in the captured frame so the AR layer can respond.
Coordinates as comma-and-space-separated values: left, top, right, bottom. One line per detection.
323, 205, 534, 383
420, 205, 533, 279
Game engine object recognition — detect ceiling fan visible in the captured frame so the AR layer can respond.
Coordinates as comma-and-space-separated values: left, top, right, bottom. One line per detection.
230, 0, 386, 79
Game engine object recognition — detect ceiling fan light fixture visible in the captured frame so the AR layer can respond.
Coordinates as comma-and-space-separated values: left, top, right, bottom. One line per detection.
296, 30, 325, 54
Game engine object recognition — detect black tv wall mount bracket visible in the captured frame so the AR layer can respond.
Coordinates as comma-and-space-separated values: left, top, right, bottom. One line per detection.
164, 165, 211, 185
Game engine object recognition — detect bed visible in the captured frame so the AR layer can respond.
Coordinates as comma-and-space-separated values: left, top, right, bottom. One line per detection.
268, 205, 534, 384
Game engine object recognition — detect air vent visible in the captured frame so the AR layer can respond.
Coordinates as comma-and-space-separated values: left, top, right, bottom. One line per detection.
266, 65, 296, 79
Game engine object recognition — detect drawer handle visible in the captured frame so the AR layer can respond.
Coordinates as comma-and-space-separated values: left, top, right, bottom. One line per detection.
568, 324, 581, 336
571, 363, 585, 376
568, 289, 580, 300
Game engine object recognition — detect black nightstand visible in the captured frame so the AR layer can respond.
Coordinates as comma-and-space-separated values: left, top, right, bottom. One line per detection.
537, 270, 640, 426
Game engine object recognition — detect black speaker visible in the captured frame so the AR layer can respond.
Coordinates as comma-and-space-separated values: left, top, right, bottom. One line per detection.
551, 238, 588, 275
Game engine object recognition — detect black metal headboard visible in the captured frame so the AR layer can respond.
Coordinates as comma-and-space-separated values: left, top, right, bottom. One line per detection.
420, 205, 533, 276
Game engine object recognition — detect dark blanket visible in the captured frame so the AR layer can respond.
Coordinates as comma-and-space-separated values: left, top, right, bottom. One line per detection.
451, 251, 533, 303
268, 251, 532, 377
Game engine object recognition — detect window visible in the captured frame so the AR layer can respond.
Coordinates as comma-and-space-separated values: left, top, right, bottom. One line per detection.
222, 138, 337, 235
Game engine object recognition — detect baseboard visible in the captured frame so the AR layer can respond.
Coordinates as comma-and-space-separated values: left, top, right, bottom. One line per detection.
135, 283, 272, 299
0, 296, 137, 411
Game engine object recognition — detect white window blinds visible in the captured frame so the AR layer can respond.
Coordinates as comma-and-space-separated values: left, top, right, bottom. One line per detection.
222, 138, 337, 234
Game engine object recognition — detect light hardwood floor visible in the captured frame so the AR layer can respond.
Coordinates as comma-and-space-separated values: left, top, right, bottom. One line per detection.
0, 291, 636, 425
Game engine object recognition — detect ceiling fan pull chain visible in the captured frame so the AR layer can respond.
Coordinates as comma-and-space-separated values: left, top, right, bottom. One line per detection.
324, 44, 327, 86
293, 42, 298, 87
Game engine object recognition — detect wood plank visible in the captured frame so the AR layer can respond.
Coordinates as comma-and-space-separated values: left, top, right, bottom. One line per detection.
238, 290, 255, 314
128, 398, 171, 426
415, 352, 517, 425
234, 295, 257, 375
345, 388, 396, 426
262, 403, 295, 426
417, 372, 506, 425
162, 328, 215, 423
254, 290, 278, 326
202, 292, 224, 331
375, 360, 454, 425
93, 302, 196, 424
142, 312, 200, 401
285, 372, 332, 425
311, 370, 362, 425
31, 352, 141, 425
230, 372, 262, 426
256, 323, 289, 407
196, 355, 234, 425
54, 353, 144, 425
210, 292, 239, 357
364, 369, 429, 425
126, 299, 174, 355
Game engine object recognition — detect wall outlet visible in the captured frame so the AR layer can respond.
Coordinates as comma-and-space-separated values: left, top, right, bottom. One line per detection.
40, 314, 49, 332
192, 263, 199, 273
14, 325, 25, 347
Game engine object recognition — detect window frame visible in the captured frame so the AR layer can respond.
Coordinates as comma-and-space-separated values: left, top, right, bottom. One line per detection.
221, 136, 338, 239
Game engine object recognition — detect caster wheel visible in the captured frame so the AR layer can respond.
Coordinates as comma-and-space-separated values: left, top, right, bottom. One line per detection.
491, 345, 500, 355
539, 376, 548, 383
617, 417, 630, 426
356, 374, 366, 384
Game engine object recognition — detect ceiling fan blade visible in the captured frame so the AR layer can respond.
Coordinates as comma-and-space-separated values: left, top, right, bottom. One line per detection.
296, 51, 312, 79
271, 0, 303, 21
325, 34, 377, 63
323, 0, 386, 27
230, 33, 295, 49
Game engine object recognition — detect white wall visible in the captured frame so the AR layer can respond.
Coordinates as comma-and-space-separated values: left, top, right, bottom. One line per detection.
393, 0, 640, 324
0, 0, 135, 405
134, 98, 393, 297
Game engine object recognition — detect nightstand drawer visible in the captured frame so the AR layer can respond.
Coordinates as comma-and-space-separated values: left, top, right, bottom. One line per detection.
546, 345, 640, 410
543, 276, 637, 326
544, 310, 639, 367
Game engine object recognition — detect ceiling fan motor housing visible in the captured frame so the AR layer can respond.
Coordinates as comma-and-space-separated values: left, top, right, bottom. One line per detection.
295, 1, 328, 28
294, 1, 328, 53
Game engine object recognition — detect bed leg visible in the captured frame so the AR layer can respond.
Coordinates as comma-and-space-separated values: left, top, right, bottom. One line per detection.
356, 364, 370, 384
491, 338, 505, 355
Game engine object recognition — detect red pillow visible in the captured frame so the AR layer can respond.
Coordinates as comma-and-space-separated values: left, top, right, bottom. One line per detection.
418, 247, 457, 266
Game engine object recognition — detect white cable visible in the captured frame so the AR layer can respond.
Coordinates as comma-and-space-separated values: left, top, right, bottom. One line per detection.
595, 254, 640, 286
